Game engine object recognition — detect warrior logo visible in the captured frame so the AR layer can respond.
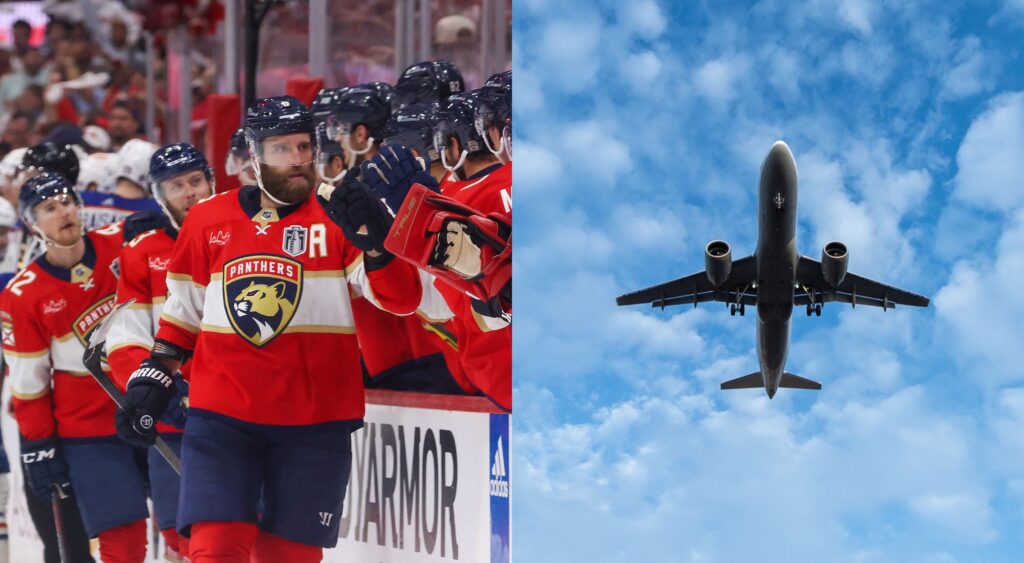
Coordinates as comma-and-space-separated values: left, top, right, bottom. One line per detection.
223, 255, 302, 347
72, 294, 117, 346
282, 225, 308, 257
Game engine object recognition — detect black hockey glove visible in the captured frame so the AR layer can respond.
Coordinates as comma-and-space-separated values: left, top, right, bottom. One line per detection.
122, 209, 171, 244
360, 144, 439, 213
20, 436, 72, 499
159, 374, 189, 429
317, 176, 394, 254
116, 358, 176, 447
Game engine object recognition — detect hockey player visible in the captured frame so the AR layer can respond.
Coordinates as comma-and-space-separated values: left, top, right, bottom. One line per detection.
310, 88, 350, 186
476, 72, 512, 163
225, 128, 257, 189
113, 139, 159, 199
105, 143, 213, 562
18, 142, 160, 232
359, 90, 513, 410
393, 60, 465, 109
324, 85, 391, 169
382, 101, 449, 182
1, 172, 154, 562
114, 96, 423, 562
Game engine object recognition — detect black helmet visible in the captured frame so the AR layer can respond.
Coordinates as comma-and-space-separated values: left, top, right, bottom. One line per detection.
483, 70, 511, 92
310, 87, 350, 127
361, 81, 395, 110
394, 60, 465, 109
433, 91, 487, 161
22, 142, 80, 184
324, 86, 391, 142
150, 143, 213, 186
229, 127, 249, 159
244, 96, 315, 143
18, 171, 82, 224
383, 101, 443, 163
475, 85, 512, 139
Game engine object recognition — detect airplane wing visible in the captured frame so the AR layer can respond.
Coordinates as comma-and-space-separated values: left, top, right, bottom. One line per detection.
616, 256, 757, 308
794, 256, 930, 310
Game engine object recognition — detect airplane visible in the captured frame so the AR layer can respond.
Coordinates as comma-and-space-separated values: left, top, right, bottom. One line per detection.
615, 141, 930, 398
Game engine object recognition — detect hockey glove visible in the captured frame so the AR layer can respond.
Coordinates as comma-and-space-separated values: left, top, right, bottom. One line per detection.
160, 374, 189, 429
317, 176, 394, 254
360, 144, 439, 212
116, 358, 176, 447
122, 209, 171, 244
20, 436, 72, 500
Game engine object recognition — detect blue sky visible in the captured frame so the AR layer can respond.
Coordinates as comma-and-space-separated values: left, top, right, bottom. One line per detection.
512, 1, 1024, 561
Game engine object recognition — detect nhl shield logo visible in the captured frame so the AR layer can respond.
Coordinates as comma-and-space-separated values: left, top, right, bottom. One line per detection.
223, 255, 303, 347
282, 225, 308, 257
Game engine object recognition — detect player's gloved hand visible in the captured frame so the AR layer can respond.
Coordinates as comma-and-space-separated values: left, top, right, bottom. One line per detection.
159, 374, 189, 429
360, 144, 439, 212
116, 358, 176, 447
122, 209, 171, 243
317, 176, 394, 254
20, 436, 72, 499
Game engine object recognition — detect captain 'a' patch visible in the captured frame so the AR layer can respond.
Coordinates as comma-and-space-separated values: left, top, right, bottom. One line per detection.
223, 255, 303, 347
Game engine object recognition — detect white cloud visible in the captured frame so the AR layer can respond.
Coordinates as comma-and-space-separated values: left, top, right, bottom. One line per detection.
953, 92, 1024, 211
908, 493, 996, 542
621, 51, 662, 87
940, 36, 994, 100
559, 120, 632, 184
838, 0, 877, 34
536, 18, 604, 93
616, 0, 667, 40
934, 209, 1024, 386
694, 56, 749, 107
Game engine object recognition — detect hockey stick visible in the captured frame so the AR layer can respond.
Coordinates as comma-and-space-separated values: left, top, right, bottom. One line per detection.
82, 299, 182, 475
50, 485, 68, 563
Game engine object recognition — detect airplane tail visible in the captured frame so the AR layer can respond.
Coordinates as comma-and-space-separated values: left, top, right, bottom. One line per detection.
719, 371, 822, 391
720, 372, 762, 390
780, 372, 821, 390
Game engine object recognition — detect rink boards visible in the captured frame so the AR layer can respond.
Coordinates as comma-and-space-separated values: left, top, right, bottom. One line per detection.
328, 390, 511, 563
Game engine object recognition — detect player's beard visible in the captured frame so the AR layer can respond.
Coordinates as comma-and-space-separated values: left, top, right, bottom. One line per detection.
259, 161, 316, 205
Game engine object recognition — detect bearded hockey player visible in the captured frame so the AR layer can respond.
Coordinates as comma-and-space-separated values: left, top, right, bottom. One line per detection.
105, 143, 215, 561
114, 96, 422, 563
0, 172, 154, 563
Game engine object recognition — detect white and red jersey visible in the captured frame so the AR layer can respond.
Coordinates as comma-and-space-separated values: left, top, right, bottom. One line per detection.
0, 225, 125, 440
421, 162, 512, 411
105, 225, 185, 435
153, 186, 422, 426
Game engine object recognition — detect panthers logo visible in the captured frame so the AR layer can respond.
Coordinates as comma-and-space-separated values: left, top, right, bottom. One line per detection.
223, 255, 303, 347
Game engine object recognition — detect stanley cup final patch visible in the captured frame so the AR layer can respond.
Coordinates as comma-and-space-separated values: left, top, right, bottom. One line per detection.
282, 225, 308, 257
223, 255, 303, 348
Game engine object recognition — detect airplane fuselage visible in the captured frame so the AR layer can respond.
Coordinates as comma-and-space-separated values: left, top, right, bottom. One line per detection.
754, 142, 799, 398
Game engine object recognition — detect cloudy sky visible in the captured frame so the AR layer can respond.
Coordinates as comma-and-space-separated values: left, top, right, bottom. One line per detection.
512, 1, 1024, 561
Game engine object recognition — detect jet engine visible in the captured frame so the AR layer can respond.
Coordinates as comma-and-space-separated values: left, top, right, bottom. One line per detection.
821, 241, 848, 287
705, 240, 732, 287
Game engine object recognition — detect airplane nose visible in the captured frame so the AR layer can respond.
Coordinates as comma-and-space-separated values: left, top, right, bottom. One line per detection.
765, 141, 795, 172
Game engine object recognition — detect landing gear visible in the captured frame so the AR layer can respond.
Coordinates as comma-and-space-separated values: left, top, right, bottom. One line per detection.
806, 303, 823, 316
815, 303, 822, 316
731, 303, 746, 316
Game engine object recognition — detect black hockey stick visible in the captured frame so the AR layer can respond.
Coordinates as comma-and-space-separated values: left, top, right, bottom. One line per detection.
82, 299, 182, 475
50, 484, 68, 563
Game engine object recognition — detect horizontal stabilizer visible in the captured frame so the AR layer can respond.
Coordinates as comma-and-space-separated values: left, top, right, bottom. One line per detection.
780, 372, 821, 390
721, 372, 763, 390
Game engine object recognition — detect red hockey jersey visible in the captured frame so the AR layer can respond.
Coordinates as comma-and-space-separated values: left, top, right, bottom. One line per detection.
106, 225, 184, 435
424, 162, 512, 411
0, 225, 125, 440
153, 186, 422, 426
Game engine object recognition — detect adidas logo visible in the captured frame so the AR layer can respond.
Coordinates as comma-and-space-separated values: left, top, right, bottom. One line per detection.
489, 436, 509, 498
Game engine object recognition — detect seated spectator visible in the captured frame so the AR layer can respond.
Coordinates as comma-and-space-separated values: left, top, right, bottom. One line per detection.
0, 47, 51, 110
107, 99, 142, 150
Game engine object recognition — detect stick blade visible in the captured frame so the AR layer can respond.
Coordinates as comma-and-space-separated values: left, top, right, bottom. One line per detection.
87, 298, 136, 349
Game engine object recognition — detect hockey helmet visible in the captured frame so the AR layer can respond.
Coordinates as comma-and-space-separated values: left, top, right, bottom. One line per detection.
117, 139, 159, 190
383, 101, 443, 163
21, 142, 80, 184
18, 171, 82, 224
395, 60, 465, 109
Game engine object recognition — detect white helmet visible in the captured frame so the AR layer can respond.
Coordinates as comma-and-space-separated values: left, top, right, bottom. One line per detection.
78, 152, 121, 193
0, 197, 17, 228
0, 147, 28, 181
116, 139, 158, 191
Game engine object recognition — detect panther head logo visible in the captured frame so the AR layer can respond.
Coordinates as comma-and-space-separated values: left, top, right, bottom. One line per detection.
223, 256, 303, 347
232, 281, 297, 343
